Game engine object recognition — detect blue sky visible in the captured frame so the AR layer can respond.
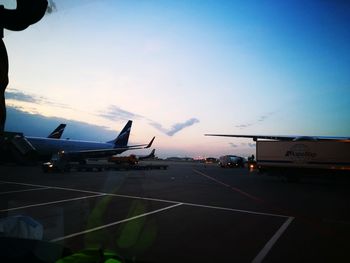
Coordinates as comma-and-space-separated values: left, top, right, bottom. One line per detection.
2, 0, 350, 158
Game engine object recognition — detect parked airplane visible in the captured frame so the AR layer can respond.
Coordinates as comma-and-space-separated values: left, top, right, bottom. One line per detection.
138, 149, 156, 160
26, 120, 154, 161
3, 120, 154, 164
47, 124, 66, 139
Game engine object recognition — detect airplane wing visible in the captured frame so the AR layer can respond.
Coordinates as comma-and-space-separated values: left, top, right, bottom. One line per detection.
129, 136, 155, 148
113, 136, 155, 149
205, 134, 294, 141
314, 136, 350, 141
205, 134, 350, 141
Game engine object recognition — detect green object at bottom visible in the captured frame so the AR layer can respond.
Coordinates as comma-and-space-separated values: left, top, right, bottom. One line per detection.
56, 248, 122, 263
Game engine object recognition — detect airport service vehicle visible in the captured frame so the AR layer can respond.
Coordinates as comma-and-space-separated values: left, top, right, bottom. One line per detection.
205, 157, 218, 164
108, 149, 156, 165
256, 140, 350, 172
206, 133, 350, 178
42, 151, 166, 173
219, 155, 244, 168
108, 154, 138, 165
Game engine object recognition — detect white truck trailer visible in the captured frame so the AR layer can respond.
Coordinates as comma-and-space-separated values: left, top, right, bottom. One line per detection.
256, 140, 350, 172
254, 140, 350, 181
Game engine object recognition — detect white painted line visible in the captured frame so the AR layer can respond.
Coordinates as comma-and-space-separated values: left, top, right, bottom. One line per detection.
0, 180, 290, 218
0, 194, 106, 212
181, 202, 289, 218
0, 180, 103, 195
0, 187, 51, 195
252, 217, 294, 263
0, 180, 180, 204
51, 203, 183, 242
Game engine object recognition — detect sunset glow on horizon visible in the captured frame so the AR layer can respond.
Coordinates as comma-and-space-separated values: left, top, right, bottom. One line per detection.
3, 0, 350, 158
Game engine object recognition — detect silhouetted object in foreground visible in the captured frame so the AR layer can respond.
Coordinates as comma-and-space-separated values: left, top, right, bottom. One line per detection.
248, 154, 255, 162
0, 0, 48, 137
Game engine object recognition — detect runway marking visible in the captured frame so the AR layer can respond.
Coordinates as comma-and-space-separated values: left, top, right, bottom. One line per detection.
0, 180, 181, 204
0, 187, 51, 195
192, 169, 329, 236
51, 203, 183, 242
252, 217, 294, 263
0, 180, 109, 195
0, 180, 193, 207
0, 180, 290, 218
193, 169, 264, 203
181, 202, 289, 218
0, 194, 106, 212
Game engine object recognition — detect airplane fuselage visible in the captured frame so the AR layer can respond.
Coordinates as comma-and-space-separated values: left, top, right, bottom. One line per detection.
27, 137, 124, 158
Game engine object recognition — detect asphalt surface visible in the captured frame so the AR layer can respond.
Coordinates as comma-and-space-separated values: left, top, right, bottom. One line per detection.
0, 161, 349, 262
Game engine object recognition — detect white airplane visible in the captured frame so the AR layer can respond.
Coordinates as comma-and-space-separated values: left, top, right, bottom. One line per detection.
19, 120, 154, 162
28, 120, 154, 160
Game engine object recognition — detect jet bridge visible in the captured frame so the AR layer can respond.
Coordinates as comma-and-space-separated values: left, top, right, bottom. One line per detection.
11, 134, 36, 155
2, 132, 37, 164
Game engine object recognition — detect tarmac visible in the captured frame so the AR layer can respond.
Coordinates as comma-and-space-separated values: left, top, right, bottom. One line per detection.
0, 161, 349, 262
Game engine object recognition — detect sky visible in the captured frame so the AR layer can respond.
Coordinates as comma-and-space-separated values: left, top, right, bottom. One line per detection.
2, 0, 350, 158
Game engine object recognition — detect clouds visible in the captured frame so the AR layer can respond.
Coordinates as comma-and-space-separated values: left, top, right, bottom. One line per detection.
235, 112, 276, 129
46, 0, 57, 14
167, 118, 200, 136
6, 87, 200, 137
229, 142, 255, 149
229, 143, 238, 148
5, 90, 39, 104
100, 104, 200, 137
5, 89, 71, 109
257, 115, 268, 122
235, 124, 253, 129
241, 142, 256, 148
5, 106, 116, 141
99, 105, 142, 121
150, 118, 200, 136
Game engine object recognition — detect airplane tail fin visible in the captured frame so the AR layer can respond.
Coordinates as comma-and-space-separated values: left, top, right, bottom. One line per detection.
109, 120, 132, 147
149, 149, 156, 158
48, 124, 66, 139
138, 149, 156, 160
